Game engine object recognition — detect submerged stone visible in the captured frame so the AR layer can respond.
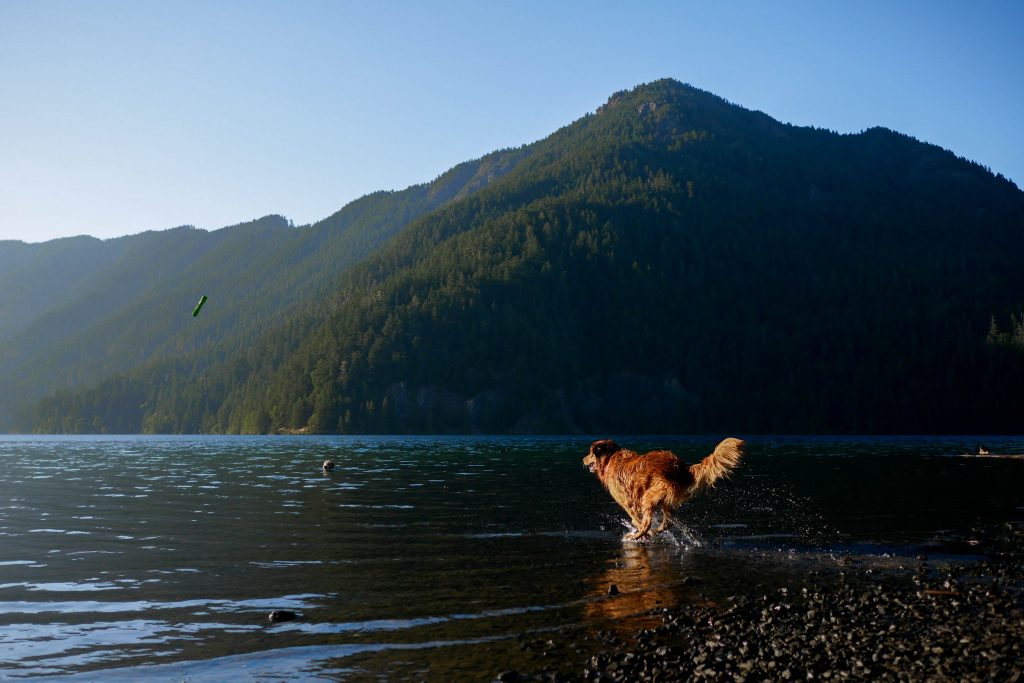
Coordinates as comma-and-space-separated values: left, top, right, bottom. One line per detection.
267, 610, 298, 622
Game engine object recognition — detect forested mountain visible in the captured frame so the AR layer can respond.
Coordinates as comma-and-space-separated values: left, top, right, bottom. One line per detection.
17, 79, 1024, 434
0, 147, 528, 430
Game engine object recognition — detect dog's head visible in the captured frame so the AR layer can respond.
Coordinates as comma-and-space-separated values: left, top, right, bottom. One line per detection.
583, 439, 620, 475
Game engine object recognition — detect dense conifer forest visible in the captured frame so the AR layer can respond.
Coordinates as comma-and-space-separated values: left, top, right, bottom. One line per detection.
5, 80, 1024, 434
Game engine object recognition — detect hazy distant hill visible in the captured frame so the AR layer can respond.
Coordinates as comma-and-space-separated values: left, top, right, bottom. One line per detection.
17, 79, 1024, 434
0, 147, 528, 430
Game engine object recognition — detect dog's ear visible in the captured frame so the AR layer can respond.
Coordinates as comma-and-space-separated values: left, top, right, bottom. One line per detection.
592, 439, 619, 458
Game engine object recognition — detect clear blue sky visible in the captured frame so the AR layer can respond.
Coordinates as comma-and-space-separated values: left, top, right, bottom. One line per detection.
2, 1, 1022, 243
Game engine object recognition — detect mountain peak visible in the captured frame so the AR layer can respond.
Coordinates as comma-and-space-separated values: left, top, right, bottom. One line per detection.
596, 78, 704, 113
588, 77, 788, 147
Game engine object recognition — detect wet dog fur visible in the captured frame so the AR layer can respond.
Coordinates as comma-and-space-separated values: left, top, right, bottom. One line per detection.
583, 438, 745, 540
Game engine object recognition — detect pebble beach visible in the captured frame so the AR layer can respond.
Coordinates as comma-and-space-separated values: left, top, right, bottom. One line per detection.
507, 523, 1024, 682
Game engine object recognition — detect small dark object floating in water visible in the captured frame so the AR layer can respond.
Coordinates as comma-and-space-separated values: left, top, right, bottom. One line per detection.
191, 295, 208, 317
322, 460, 335, 472
607, 584, 619, 596
268, 610, 298, 623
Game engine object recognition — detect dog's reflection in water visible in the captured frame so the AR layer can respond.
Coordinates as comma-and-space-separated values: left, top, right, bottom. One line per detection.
584, 541, 704, 630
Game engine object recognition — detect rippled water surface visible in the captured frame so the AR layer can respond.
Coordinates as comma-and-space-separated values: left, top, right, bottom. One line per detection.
1, 435, 1022, 680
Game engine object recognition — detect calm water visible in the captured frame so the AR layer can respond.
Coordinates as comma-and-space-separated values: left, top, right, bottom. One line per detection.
1, 435, 1023, 681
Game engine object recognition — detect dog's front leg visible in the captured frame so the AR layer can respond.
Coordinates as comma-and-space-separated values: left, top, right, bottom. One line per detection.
630, 511, 654, 540
623, 506, 652, 540
629, 491, 666, 540
622, 508, 645, 539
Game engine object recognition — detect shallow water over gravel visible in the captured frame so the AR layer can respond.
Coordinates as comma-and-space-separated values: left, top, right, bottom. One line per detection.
0, 435, 1021, 680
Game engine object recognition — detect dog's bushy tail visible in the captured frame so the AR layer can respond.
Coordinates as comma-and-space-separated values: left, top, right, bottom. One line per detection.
688, 437, 745, 494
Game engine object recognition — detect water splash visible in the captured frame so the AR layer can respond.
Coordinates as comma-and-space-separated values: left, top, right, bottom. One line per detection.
614, 516, 704, 548
669, 523, 704, 548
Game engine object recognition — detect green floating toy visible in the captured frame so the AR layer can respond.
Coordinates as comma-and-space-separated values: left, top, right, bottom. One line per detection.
192, 295, 208, 317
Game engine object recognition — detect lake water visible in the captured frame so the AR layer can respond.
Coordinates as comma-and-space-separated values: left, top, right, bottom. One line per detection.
1, 435, 1022, 680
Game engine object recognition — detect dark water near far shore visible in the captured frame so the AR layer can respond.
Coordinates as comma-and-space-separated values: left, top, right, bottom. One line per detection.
1, 435, 1022, 680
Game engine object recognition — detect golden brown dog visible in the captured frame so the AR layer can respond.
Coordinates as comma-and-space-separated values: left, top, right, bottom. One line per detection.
583, 438, 745, 540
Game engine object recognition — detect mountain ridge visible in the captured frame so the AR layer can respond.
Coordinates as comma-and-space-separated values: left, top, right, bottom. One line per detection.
9, 79, 1024, 434
0, 145, 532, 429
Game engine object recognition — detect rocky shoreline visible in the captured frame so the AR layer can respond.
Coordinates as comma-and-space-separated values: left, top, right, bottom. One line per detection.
506, 523, 1024, 682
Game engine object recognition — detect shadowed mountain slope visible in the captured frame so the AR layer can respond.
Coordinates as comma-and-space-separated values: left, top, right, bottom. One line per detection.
19, 79, 1024, 434
0, 147, 528, 429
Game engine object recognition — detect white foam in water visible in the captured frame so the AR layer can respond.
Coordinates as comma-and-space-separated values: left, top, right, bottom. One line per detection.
617, 516, 704, 548
672, 524, 704, 548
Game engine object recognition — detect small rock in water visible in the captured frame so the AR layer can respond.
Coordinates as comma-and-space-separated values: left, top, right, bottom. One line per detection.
268, 610, 298, 623
322, 460, 335, 472
608, 584, 620, 596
